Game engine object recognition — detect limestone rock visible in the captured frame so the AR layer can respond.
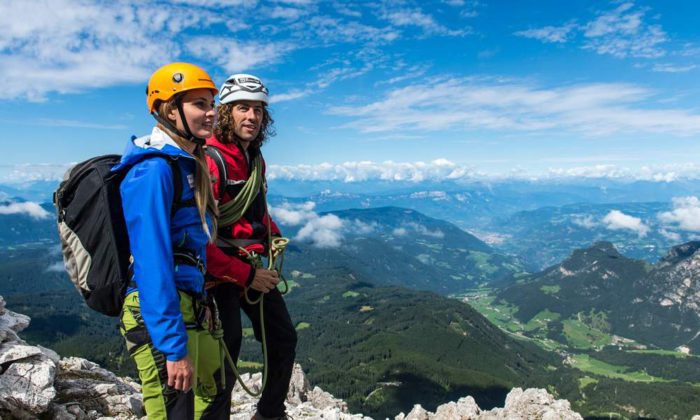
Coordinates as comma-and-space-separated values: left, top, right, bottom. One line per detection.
0, 302, 31, 336
54, 356, 143, 418
0, 342, 42, 364
287, 362, 312, 405
480, 388, 582, 420
0, 356, 57, 415
307, 385, 348, 412
398, 404, 430, 420
433, 396, 481, 419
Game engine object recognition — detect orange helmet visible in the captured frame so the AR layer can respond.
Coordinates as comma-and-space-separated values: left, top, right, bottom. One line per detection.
146, 62, 218, 113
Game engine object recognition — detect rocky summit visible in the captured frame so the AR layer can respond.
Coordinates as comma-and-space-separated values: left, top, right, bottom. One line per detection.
0, 295, 583, 419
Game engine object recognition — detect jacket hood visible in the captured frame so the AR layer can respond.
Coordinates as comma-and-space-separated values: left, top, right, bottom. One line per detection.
114, 126, 194, 171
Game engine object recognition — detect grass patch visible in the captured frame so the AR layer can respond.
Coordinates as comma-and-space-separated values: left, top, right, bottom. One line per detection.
562, 313, 612, 349
523, 309, 560, 332
468, 295, 523, 332
238, 360, 263, 369
343, 291, 360, 298
570, 354, 666, 383
279, 279, 297, 293
290, 270, 316, 279
578, 376, 598, 391
467, 251, 498, 275
629, 349, 697, 359
540, 284, 560, 295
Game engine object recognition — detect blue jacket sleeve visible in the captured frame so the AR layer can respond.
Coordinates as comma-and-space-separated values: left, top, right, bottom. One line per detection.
121, 158, 187, 361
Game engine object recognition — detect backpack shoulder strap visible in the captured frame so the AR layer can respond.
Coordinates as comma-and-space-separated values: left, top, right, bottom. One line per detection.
163, 157, 195, 215
205, 145, 227, 201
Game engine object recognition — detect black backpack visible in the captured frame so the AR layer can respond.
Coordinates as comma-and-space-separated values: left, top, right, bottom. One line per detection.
54, 154, 186, 316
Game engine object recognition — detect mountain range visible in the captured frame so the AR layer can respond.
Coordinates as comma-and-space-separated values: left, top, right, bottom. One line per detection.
2, 195, 700, 418
491, 241, 700, 353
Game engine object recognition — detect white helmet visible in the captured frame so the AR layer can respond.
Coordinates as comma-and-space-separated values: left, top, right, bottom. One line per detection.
219, 74, 269, 105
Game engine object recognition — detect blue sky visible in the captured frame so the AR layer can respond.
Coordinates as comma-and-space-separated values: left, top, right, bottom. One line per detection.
1, 0, 700, 182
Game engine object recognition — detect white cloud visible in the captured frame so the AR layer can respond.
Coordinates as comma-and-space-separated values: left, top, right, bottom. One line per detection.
652, 63, 697, 73
187, 38, 292, 73
658, 196, 700, 232
270, 90, 312, 103
351, 220, 378, 235
572, 215, 598, 229
303, 16, 399, 44
0, 0, 229, 100
548, 165, 631, 179
268, 159, 477, 182
0, 201, 51, 219
329, 77, 700, 136
268, 160, 700, 183
296, 214, 344, 248
382, 8, 468, 37
659, 229, 681, 242
0, 163, 72, 183
172, 0, 252, 5
269, 201, 317, 226
515, 23, 577, 43
404, 222, 445, 239
46, 262, 66, 273
516, 2, 669, 60
271, 201, 344, 248
602, 210, 649, 237
392, 227, 408, 237
265, 6, 308, 21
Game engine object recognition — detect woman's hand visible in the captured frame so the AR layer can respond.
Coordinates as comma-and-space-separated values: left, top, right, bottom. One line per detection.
166, 356, 194, 392
249, 268, 279, 293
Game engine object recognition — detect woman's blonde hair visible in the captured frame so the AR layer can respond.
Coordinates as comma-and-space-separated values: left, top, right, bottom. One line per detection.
157, 99, 218, 242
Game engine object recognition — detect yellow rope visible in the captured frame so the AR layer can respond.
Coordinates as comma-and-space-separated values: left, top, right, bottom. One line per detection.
217, 154, 263, 227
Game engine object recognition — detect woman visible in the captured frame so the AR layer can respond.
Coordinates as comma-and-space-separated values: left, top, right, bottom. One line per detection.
114, 62, 228, 419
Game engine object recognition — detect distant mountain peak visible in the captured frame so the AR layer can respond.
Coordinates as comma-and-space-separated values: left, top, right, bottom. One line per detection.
559, 241, 623, 272
659, 241, 700, 266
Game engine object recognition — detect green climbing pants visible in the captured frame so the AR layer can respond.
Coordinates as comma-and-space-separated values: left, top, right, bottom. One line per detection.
120, 291, 229, 420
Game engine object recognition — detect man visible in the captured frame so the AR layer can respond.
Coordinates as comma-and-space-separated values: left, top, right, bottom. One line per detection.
205, 74, 297, 420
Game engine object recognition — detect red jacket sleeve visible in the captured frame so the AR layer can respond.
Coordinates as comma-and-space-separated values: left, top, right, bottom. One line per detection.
206, 242, 254, 287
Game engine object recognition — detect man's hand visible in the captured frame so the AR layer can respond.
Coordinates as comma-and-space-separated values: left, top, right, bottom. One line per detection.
249, 268, 279, 293
166, 356, 194, 392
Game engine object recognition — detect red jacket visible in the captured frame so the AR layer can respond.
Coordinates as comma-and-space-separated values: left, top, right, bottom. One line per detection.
205, 136, 281, 287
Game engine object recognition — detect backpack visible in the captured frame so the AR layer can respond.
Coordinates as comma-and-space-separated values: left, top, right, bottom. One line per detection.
54, 154, 186, 316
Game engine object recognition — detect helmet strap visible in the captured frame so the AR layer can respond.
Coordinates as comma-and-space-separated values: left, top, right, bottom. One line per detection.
151, 97, 205, 146
176, 101, 205, 145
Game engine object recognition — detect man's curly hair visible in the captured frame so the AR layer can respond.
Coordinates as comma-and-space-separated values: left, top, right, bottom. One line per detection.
214, 103, 275, 148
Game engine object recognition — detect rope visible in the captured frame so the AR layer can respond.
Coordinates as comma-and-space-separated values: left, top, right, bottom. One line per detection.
212, 154, 290, 397
217, 154, 263, 227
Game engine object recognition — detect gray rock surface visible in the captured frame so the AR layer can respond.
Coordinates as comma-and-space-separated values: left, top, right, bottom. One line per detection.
396, 388, 582, 420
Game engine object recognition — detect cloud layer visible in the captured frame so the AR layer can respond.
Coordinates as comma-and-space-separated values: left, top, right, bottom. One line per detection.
602, 210, 649, 237
0, 201, 51, 219
330, 78, 700, 136
658, 196, 700, 232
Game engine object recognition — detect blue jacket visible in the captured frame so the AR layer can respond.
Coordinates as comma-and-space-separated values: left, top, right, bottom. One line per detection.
114, 127, 211, 361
